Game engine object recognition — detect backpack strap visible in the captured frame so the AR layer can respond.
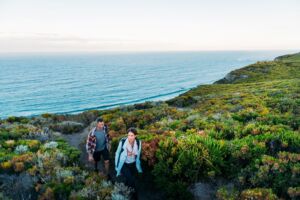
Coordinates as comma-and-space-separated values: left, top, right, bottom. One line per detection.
117, 137, 127, 167
136, 138, 140, 150
104, 125, 110, 144
104, 125, 108, 134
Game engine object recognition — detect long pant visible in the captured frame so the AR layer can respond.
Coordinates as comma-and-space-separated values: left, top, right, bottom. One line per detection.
121, 162, 137, 190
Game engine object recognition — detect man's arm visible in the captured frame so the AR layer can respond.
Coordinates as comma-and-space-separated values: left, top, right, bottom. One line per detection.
86, 131, 94, 162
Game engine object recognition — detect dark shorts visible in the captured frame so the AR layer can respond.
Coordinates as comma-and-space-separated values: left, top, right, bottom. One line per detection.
93, 148, 109, 162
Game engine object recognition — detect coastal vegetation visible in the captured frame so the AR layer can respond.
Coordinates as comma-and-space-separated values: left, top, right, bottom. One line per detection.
0, 52, 299, 199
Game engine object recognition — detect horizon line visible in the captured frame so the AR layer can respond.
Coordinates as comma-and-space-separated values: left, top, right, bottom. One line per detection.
0, 49, 299, 55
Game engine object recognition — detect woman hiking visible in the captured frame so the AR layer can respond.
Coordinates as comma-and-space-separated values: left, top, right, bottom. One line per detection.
115, 127, 142, 199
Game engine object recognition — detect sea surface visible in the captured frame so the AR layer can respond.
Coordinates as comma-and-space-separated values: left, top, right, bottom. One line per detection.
0, 50, 295, 118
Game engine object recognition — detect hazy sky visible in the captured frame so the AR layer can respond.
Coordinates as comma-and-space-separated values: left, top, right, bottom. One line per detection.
0, 0, 299, 52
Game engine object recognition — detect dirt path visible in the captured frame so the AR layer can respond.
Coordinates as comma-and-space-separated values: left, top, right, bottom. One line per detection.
60, 126, 93, 168
60, 127, 89, 150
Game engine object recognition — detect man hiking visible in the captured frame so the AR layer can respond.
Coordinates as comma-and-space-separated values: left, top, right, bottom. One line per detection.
86, 117, 111, 178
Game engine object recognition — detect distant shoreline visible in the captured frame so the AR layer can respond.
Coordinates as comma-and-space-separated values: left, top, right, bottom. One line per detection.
0, 49, 297, 56
1, 50, 298, 119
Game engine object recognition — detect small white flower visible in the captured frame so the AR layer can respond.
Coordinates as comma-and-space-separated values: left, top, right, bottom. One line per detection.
14, 145, 28, 154
44, 141, 58, 149
56, 169, 73, 178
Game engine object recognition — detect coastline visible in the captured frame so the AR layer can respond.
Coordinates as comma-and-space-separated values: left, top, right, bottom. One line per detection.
1, 50, 296, 119
1, 51, 298, 120
0, 51, 299, 199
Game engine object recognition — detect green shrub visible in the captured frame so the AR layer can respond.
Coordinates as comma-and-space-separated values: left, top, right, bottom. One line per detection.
240, 188, 278, 200
239, 152, 300, 198
6, 116, 29, 124
50, 121, 84, 134
216, 186, 239, 200
232, 108, 259, 123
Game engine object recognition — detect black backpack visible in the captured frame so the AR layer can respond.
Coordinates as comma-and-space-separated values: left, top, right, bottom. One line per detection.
117, 137, 140, 167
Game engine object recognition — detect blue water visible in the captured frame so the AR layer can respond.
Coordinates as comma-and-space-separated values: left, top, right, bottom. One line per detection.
0, 51, 295, 118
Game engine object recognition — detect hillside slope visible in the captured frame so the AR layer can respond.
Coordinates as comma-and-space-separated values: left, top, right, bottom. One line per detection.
0, 52, 299, 200
214, 52, 300, 84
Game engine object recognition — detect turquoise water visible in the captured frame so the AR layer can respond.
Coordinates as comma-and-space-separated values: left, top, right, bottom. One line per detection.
0, 51, 294, 118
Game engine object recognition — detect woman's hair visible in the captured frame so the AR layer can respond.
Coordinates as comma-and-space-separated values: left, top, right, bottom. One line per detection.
127, 127, 138, 135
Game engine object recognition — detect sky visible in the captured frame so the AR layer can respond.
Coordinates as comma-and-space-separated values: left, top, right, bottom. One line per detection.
0, 0, 300, 52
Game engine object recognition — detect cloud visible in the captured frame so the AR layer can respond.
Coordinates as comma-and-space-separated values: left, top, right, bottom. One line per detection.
0, 32, 176, 52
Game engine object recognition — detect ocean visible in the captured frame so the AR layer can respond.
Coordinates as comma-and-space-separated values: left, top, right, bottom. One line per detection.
0, 50, 294, 118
